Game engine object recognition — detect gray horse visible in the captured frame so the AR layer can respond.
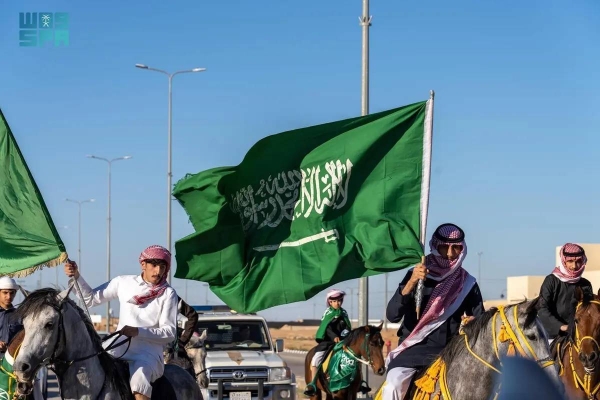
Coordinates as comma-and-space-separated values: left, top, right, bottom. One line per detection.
378, 298, 564, 400
12, 287, 201, 400
164, 331, 209, 388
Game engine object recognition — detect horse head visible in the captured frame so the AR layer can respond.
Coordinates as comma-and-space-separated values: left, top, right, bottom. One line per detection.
12, 286, 91, 395
572, 287, 600, 373
344, 322, 386, 376
441, 299, 562, 399
185, 330, 209, 388
501, 299, 561, 388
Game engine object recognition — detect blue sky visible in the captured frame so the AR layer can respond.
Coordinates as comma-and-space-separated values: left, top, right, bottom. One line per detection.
1, 0, 599, 321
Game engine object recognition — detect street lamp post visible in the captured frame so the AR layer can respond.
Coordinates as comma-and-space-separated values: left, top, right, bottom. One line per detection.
135, 63, 207, 284
65, 199, 95, 272
477, 252, 483, 286
87, 155, 132, 333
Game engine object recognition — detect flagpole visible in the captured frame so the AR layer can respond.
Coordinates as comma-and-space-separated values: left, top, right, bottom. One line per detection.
358, 0, 372, 396
415, 90, 435, 320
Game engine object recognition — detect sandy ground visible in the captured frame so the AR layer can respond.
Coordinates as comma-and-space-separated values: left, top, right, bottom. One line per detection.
270, 326, 399, 351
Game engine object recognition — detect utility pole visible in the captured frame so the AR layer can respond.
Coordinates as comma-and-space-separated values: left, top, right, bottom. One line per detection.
358, 0, 372, 395
477, 252, 483, 286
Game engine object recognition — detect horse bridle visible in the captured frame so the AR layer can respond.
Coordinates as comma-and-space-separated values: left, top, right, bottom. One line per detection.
340, 331, 382, 367
167, 343, 209, 380
558, 299, 600, 399
15, 299, 132, 398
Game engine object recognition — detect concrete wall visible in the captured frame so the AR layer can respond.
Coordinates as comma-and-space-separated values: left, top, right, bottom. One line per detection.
483, 244, 600, 306
506, 275, 546, 302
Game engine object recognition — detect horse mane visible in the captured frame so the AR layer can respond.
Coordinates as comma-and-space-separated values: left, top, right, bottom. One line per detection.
342, 324, 382, 346
17, 288, 132, 399
438, 307, 498, 365
439, 299, 543, 366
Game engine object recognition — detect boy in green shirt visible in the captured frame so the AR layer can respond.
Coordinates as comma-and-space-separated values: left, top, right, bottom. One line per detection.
304, 289, 351, 396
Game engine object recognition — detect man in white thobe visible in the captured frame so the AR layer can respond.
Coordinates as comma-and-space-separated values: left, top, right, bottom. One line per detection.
65, 245, 178, 400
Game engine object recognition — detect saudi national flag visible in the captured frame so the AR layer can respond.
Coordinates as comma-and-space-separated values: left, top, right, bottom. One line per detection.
0, 107, 67, 277
173, 97, 434, 313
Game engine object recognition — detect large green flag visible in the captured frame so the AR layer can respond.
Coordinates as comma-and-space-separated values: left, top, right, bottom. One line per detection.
0, 108, 67, 277
174, 98, 434, 313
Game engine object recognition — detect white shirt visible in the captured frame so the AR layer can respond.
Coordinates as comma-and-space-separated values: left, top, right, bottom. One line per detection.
70, 274, 178, 366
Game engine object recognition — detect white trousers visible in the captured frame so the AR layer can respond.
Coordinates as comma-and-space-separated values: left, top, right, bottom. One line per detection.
311, 351, 327, 367
105, 338, 163, 397
382, 367, 417, 400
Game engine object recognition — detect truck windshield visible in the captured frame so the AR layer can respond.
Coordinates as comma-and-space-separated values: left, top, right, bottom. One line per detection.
196, 321, 271, 350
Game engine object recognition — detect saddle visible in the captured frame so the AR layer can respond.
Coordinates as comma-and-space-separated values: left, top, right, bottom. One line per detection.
320, 345, 371, 394
114, 360, 177, 400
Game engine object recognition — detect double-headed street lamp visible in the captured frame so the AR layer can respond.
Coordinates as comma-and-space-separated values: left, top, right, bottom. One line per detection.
87, 155, 132, 332
135, 63, 207, 284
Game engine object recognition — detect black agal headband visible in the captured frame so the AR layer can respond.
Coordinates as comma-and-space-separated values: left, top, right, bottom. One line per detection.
433, 223, 465, 243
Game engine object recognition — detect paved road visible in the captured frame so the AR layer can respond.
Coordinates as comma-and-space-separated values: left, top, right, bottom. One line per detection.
47, 354, 385, 399
280, 352, 385, 393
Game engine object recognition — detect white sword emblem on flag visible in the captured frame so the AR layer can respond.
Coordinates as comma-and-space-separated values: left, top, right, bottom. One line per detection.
253, 229, 339, 252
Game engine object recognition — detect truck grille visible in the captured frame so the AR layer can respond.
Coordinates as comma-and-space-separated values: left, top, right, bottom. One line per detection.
209, 367, 268, 384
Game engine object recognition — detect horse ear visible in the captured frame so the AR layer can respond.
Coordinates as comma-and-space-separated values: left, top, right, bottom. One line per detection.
575, 287, 584, 303
199, 329, 208, 341
520, 297, 540, 328
57, 284, 74, 302
364, 325, 371, 333
376, 321, 383, 330
525, 297, 541, 314
18, 285, 30, 298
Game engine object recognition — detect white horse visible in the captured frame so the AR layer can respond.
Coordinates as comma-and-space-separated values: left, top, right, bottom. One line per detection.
12, 286, 202, 400
164, 331, 209, 389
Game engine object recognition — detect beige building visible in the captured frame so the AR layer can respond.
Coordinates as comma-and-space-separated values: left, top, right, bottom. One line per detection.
485, 243, 600, 308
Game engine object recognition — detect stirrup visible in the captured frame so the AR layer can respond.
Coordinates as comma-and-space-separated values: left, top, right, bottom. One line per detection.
359, 380, 371, 394
304, 384, 317, 396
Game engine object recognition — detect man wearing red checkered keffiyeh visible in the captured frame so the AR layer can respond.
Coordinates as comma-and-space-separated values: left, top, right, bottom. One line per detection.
381, 223, 484, 400
539, 243, 593, 342
64, 245, 178, 399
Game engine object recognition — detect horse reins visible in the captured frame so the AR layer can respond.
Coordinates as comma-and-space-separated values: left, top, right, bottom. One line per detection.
341, 333, 374, 366
461, 305, 555, 374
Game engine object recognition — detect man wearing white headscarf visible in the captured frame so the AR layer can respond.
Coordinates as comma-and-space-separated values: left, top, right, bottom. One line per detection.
0, 276, 22, 354
539, 243, 593, 342
304, 289, 352, 396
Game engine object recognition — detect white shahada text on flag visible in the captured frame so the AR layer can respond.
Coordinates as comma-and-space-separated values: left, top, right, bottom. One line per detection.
230, 159, 353, 232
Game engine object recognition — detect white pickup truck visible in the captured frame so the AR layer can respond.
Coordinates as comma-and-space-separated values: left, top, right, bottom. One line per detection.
184, 305, 296, 400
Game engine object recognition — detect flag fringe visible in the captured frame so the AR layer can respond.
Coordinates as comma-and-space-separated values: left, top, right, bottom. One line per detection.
3, 252, 69, 278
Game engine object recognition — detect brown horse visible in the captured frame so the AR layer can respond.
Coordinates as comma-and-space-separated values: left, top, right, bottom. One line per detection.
2, 330, 38, 400
555, 287, 600, 400
304, 324, 386, 400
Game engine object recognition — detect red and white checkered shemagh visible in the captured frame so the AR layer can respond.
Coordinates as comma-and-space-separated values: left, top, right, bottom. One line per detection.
403, 224, 469, 343
128, 245, 172, 306
552, 243, 587, 283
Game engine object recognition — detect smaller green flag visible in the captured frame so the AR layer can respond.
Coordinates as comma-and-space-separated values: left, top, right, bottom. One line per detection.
0, 107, 67, 277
